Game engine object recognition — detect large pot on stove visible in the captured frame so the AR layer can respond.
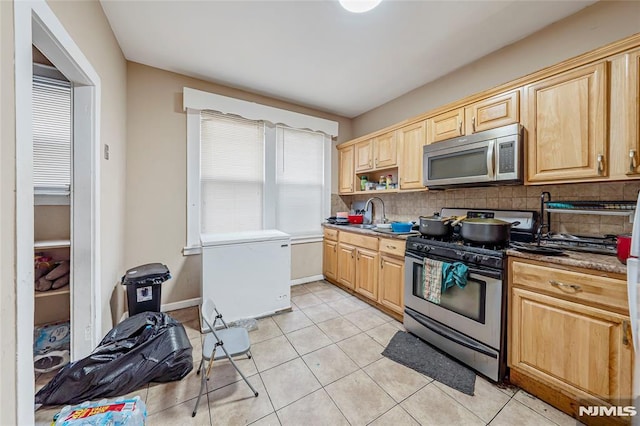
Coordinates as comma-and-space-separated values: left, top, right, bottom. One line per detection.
458, 218, 520, 244
419, 213, 453, 238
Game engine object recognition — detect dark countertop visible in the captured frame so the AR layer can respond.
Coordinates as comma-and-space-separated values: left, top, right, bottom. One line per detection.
324, 223, 626, 275
323, 223, 418, 241
506, 247, 627, 276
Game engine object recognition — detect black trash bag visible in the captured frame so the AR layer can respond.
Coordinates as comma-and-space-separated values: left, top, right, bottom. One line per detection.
35, 311, 193, 406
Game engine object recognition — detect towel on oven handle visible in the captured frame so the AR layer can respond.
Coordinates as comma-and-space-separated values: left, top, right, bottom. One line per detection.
421, 259, 469, 304
442, 262, 469, 292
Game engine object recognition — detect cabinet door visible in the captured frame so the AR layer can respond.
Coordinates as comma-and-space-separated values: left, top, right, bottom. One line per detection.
323, 240, 338, 281
610, 48, 640, 179
524, 62, 608, 183
374, 131, 397, 169
426, 108, 464, 143
355, 247, 379, 301
378, 255, 404, 315
398, 121, 426, 190
355, 139, 374, 172
338, 145, 355, 194
510, 288, 632, 401
465, 90, 519, 134
337, 242, 356, 289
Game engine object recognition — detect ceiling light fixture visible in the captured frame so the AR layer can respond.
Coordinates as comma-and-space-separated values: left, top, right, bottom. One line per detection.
339, 0, 382, 13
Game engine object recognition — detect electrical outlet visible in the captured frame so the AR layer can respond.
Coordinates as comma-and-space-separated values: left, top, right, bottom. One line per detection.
84, 325, 92, 341
277, 294, 288, 300
104, 144, 110, 160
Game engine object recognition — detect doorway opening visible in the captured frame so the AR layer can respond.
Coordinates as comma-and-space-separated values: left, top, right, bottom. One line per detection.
14, 0, 101, 421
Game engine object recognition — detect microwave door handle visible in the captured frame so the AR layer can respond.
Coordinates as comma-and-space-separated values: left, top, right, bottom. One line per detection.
487, 140, 496, 178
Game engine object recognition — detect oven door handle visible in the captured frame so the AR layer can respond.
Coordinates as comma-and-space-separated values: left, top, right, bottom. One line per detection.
405, 309, 498, 359
405, 253, 502, 279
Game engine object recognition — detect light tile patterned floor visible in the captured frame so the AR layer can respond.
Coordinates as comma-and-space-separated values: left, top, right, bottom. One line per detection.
35, 280, 580, 425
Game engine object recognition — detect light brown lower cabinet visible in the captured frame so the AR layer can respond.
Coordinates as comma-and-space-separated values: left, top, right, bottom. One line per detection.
323, 229, 405, 320
378, 254, 404, 315
336, 242, 356, 290
508, 258, 633, 425
355, 247, 379, 301
322, 239, 337, 282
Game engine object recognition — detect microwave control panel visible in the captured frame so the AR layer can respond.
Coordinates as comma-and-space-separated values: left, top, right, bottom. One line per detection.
498, 141, 515, 174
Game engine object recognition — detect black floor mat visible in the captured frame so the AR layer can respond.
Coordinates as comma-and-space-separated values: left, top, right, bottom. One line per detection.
382, 331, 476, 396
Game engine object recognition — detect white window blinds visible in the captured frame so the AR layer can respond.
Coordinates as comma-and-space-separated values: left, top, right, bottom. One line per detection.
276, 126, 325, 237
32, 77, 71, 192
200, 111, 265, 233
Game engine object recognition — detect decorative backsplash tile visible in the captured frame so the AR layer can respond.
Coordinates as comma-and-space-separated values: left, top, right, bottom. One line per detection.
333, 181, 640, 237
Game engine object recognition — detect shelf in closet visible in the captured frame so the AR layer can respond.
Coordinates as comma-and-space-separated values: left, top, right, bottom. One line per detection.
34, 239, 71, 250
34, 285, 69, 299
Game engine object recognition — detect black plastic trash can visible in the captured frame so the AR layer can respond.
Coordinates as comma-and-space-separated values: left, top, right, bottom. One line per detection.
121, 263, 171, 316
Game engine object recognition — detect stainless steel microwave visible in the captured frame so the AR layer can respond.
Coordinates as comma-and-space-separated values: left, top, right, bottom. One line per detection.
423, 123, 523, 189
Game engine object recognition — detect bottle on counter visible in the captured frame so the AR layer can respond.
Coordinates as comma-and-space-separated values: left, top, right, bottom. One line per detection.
386, 174, 392, 189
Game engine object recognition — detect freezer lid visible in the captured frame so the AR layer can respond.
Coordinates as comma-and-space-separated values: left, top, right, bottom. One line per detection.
200, 229, 291, 246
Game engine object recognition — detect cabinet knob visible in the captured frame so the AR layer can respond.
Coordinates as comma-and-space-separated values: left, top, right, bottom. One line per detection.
471, 117, 476, 133
375, 158, 378, 166
458, 121, 463, 135
596, 154, 604, 176
380, 258, 384, 269
630, 150, 637, 174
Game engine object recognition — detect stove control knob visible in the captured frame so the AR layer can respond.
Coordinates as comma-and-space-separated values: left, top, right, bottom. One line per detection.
472, 255, 481, 262
415, 244, 424, 251
460, 253, 469, 260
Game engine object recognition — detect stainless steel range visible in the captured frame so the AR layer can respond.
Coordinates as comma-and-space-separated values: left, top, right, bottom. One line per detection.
403, 208, 538, 382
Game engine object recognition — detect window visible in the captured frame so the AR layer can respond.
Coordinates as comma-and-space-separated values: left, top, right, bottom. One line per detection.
200, 112, 265, 233
32, 76, 72, 194
276, 126, 325, 236
185, 87, 338, 251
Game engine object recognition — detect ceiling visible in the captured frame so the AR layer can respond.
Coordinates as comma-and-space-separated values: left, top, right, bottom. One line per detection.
100, 0, 597, 118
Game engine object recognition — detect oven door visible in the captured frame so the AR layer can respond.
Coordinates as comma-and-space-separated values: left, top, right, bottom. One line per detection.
404, 251, 503, 349
423, 139, 495, 188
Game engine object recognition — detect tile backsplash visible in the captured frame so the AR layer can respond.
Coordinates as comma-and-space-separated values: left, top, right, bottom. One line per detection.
332, 181, 640, 237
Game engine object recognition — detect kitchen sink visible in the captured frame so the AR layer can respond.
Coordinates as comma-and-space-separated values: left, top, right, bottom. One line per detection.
348, 224, 376, 229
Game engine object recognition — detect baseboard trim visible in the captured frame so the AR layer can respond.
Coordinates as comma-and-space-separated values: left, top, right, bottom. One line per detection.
118, 297, 202, 323
161, 297, 202, 312
291, 275, 325, 286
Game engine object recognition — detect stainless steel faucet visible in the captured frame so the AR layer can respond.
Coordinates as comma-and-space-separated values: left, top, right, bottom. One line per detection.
364, 197, 387, 224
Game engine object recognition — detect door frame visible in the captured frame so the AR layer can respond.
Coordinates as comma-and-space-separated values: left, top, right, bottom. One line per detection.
14, 0, 101, 419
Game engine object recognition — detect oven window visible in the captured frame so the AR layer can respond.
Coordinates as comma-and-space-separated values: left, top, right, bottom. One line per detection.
428, 147, 488, 180
412, 261, 486, 323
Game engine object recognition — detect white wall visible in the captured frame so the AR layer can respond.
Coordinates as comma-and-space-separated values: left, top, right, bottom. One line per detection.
352, 1, 640, 138
124, 62, 351, 313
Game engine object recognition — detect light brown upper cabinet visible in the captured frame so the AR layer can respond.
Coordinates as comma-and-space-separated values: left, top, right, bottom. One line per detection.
354, 131, 397, 172
464, 90, 519, 134
354, 139, 374, 172
338, 145, 355, 194
426, 108, 465, 143
398, 120, 427, 190
427, 90, 520, 144
609, 48, 640, 180
524, 61, 608, 184
374, 131, 397, 169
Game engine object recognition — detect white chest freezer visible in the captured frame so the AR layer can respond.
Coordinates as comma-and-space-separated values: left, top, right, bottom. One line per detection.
200, 230, 291, 326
